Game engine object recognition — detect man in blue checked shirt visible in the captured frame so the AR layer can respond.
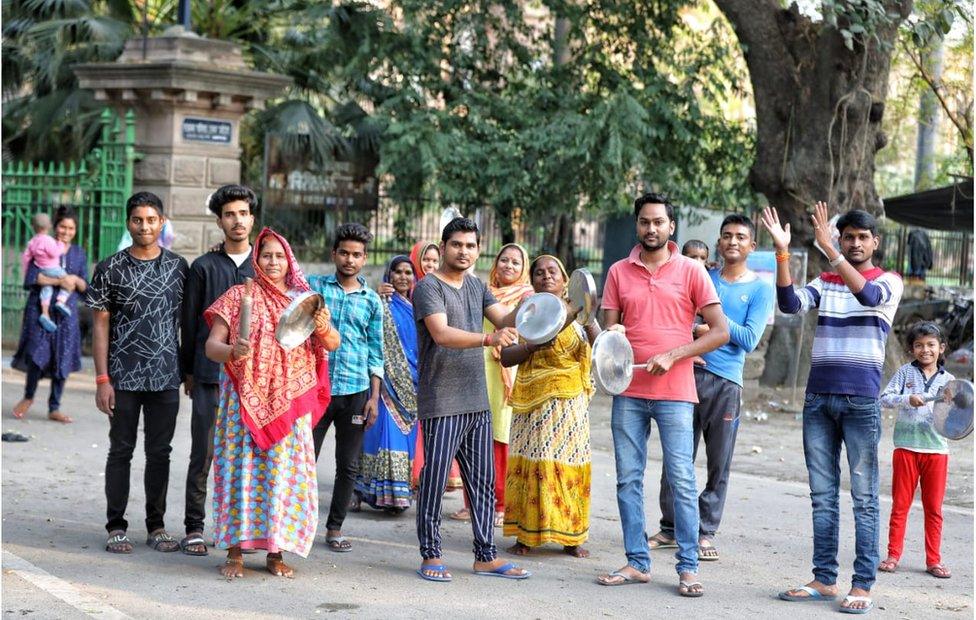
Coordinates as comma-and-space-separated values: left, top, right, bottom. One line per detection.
308, 223, 384, 554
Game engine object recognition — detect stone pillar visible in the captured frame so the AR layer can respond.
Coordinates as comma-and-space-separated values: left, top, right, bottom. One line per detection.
75, 27, 291, 260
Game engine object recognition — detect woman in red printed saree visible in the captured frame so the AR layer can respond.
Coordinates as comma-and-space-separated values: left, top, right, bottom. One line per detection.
204, 228, 340, 579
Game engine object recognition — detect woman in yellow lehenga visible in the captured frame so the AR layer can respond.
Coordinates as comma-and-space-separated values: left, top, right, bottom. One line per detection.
500, 255, 600, 558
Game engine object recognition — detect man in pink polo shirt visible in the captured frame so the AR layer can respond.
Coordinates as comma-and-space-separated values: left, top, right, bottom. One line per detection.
596, 193, 729, 598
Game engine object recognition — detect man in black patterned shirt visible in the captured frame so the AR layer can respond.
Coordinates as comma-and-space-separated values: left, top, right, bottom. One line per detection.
86, 191, 189, 555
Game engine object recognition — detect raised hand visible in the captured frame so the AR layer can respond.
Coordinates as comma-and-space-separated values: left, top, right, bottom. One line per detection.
810, 201, 835, 257
760, 207, 791, 251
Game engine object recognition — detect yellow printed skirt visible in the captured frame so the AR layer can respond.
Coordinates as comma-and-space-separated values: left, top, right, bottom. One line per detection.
503, 392, 591, 547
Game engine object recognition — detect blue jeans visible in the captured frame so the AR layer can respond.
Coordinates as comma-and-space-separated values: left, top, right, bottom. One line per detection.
802, 393, 881, 591
611, 395, 698, 575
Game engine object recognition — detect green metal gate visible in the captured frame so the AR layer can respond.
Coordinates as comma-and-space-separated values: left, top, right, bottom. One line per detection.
2, 109, 135, 340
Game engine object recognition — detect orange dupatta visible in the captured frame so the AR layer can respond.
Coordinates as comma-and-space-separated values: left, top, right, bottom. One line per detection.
204, 228, 331, 450
409, 241, 439, 282
487, 243, 534, 400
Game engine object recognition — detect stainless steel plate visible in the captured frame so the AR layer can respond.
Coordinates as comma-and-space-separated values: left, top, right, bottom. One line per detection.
590, 330, 636, 396
932, 379, 974, 440
515, 292, 567, 345
275, 291, 324, 351
568, 268, 597, 325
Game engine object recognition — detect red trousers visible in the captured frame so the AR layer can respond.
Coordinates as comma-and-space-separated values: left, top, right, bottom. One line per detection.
463, 440, 507, 512
887, 448, 948, 566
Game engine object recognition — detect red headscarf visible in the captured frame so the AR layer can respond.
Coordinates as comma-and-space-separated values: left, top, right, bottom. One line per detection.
409, 241, 439, 282
204, 228, 331, 450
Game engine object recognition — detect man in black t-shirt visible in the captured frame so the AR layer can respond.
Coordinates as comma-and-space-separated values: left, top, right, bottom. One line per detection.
178, 185, 256, 556
86, 191, 189, 555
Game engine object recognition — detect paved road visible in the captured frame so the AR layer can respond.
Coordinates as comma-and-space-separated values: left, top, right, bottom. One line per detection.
2, 378, 972, 619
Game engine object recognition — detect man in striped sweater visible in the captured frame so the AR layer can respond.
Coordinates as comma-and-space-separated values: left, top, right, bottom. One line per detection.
762, 202, 903, 615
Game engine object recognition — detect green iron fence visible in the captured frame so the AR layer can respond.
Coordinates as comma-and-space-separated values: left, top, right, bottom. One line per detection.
2, 108, 135, 341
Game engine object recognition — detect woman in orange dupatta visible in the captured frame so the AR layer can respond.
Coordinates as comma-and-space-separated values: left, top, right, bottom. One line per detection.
450, 243, 533, 524
205, 228, 340, 579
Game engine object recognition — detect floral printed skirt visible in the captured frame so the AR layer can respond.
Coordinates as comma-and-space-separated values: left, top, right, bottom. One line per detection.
503, 392, 591, 547
211, 374, 318, 557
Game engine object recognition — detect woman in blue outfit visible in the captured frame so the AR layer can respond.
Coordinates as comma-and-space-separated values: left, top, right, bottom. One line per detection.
12, 205, 88, 424
353, 255, 420, 513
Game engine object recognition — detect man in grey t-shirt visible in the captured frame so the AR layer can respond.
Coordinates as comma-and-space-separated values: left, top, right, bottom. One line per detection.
412, 217, 529, 582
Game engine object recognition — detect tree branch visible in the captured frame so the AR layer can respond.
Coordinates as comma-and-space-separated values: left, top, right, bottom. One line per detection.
899, 37, 974, 156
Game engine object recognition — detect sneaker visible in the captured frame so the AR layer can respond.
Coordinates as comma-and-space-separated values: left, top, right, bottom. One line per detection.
54, 302, 72, 318
39, 315, 57, 332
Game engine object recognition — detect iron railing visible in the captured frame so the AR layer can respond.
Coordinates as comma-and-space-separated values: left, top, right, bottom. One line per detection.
878, 222, 973, 287
2, 109, 135, 338
259, 192, 606, 273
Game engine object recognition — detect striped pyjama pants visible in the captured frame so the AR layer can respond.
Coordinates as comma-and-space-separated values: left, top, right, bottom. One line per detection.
416, 410, 497, 562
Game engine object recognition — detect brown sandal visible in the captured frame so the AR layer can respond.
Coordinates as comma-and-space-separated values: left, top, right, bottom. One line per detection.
647, 531, 677, 549
878, 557, 898, 572
927, 564, 951, 579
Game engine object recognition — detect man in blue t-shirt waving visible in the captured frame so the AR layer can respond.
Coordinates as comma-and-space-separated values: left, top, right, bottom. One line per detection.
649, 214, 774, 562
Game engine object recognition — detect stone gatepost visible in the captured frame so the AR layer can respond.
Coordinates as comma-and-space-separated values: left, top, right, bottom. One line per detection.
75, 27, 291, 259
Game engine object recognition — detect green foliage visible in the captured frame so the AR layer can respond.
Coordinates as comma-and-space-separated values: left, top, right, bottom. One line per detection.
2, 0, 131, 160
301, 0, 757, 224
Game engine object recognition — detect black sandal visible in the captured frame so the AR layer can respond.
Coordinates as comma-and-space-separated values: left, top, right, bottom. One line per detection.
179, 533, 208, 556
106, 530, 133, 554
146, 530, 179, 552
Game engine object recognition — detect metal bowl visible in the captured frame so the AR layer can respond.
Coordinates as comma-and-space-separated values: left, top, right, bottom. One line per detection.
515, 292, 566, 345
590, 330, 635, 396
275, 291, 324, 351
932, 379, 974, 440
568, 268, 597, 325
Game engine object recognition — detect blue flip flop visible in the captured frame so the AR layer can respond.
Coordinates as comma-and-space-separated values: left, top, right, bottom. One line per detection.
473, 562, 530, 580
417, 564, 452, 582
838, 595, 874, 614
39, 315, 57, 332
778, 585, 837, 602
54, 303, 72, 317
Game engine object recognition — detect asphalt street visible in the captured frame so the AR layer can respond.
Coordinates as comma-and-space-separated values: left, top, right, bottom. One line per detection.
2, 375, 972, 619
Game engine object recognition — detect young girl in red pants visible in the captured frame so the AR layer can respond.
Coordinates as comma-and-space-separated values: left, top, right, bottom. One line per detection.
878, 322, 954, 579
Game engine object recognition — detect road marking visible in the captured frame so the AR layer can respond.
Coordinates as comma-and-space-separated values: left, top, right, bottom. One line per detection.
343, 536, 418, 551
2, 549, 131, 619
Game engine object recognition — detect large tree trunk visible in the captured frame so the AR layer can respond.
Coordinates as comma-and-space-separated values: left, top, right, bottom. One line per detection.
716, 0, 912, 278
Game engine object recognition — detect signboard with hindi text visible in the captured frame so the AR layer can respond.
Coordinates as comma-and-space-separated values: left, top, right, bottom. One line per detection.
181, 118, 232, 144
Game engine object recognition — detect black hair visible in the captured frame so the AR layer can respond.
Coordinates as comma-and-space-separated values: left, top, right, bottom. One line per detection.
835, 209, 878, 237
126, 191, 164, 218
634, 193, 675, 222
332, 223, 373, 251
441, 216, 481, 244
906, 321, 947, 366
682, 239, 708, 256
53, 205, 79, 229
720, 213, 757, 239
208, 184, 257, 217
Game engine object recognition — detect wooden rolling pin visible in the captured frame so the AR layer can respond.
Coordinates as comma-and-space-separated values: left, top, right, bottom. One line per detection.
239, 278, 254, 339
